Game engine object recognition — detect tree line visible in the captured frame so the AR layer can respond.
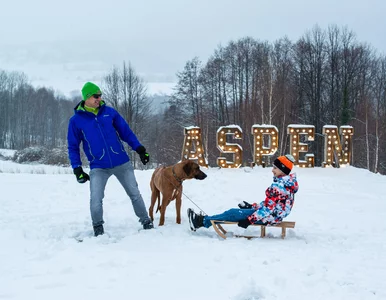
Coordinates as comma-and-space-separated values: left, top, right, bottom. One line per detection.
0, 25, 385, 174
167, 25, 386, 174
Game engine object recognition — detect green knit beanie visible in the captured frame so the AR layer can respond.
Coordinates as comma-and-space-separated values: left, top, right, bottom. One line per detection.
81, 82, 101, 100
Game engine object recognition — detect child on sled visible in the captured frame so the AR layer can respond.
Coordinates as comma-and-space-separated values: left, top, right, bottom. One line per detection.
187, 155, 299, 231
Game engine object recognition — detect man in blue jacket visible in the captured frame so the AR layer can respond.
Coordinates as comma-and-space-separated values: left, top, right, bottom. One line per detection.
67, 82, 153, 236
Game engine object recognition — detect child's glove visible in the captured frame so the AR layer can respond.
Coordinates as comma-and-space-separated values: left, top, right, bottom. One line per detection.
238, 218, 252, 229
238, 201, 253, 209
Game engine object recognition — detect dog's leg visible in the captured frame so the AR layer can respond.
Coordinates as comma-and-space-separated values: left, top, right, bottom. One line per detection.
158, 196, 171, 226
175, 194, 182, 224
149, 188, 158, 222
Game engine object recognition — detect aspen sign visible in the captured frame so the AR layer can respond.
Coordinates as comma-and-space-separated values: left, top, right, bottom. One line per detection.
181, 124, 354, 169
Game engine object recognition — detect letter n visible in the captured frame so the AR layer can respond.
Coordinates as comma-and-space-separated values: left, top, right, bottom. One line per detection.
322, 125, 354, 167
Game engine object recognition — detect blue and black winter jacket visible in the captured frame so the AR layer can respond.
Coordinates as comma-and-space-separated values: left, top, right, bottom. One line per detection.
67, 101, 142, 169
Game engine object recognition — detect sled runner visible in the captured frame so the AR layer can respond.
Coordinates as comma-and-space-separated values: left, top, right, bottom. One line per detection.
210, 220, 296, 239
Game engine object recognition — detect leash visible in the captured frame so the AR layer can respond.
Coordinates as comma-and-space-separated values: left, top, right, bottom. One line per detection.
159, 164, 207, 215
180, 189, 207, 215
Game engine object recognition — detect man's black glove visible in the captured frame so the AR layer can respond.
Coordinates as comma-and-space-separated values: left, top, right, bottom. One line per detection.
73, 167, 90, 183
238, 201, 253, 209
238, 218, 252, 229
136, 146, 150, 165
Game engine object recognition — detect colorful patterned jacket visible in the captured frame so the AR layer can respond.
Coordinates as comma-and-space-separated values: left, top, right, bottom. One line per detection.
248, 173, 298, 225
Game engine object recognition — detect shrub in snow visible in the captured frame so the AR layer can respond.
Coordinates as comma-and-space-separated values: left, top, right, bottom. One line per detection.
12, 146, 89, 167
13, 147, 46, 164
41, 147, 70, 166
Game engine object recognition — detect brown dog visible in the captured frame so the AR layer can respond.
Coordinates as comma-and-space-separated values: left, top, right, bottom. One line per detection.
149, 160, 207, 226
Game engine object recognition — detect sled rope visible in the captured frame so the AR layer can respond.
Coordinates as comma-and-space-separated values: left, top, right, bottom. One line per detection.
180, 190, 207, 215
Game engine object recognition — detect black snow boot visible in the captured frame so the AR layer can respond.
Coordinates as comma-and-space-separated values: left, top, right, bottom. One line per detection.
143, 220, 154, 230
187, 208, 205, 231
93, 225, 104, 237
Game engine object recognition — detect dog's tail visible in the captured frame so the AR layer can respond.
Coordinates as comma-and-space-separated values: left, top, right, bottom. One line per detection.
155, 190, 161, 213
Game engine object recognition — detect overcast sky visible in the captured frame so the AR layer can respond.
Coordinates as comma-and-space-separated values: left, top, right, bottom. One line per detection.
0, 0, 385, 97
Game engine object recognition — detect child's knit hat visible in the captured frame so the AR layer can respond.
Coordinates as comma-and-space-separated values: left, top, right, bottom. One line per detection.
273, 154, 295, 175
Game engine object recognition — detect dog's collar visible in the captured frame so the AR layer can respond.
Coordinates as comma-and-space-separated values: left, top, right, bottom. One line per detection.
172, 165, 183, 184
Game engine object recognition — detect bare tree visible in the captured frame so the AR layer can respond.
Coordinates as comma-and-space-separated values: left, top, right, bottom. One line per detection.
372, 56, 386, 173
102, 61, 153, 168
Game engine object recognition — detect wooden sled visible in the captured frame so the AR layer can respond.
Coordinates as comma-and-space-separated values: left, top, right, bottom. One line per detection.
210, 220, 296, 239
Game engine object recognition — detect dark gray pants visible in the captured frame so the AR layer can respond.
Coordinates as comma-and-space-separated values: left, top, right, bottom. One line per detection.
89, 161, 150, 227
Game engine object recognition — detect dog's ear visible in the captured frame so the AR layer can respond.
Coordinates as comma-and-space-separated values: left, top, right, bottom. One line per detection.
183, 161, 193, 176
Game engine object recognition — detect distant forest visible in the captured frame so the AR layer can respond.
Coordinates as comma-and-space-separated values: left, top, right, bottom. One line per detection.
0, 25, 385, 174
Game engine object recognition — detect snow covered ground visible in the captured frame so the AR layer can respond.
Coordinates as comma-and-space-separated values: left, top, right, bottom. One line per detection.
1, 157, 385, 300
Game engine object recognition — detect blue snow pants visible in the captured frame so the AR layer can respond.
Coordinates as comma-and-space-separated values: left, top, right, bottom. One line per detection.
203, 208, 262, 228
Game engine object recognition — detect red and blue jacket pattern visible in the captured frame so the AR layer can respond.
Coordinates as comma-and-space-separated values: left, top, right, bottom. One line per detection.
248, 173, 299, 225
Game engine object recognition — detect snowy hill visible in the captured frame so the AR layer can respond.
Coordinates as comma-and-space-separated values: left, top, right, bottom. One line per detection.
1, 160, 385, 300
